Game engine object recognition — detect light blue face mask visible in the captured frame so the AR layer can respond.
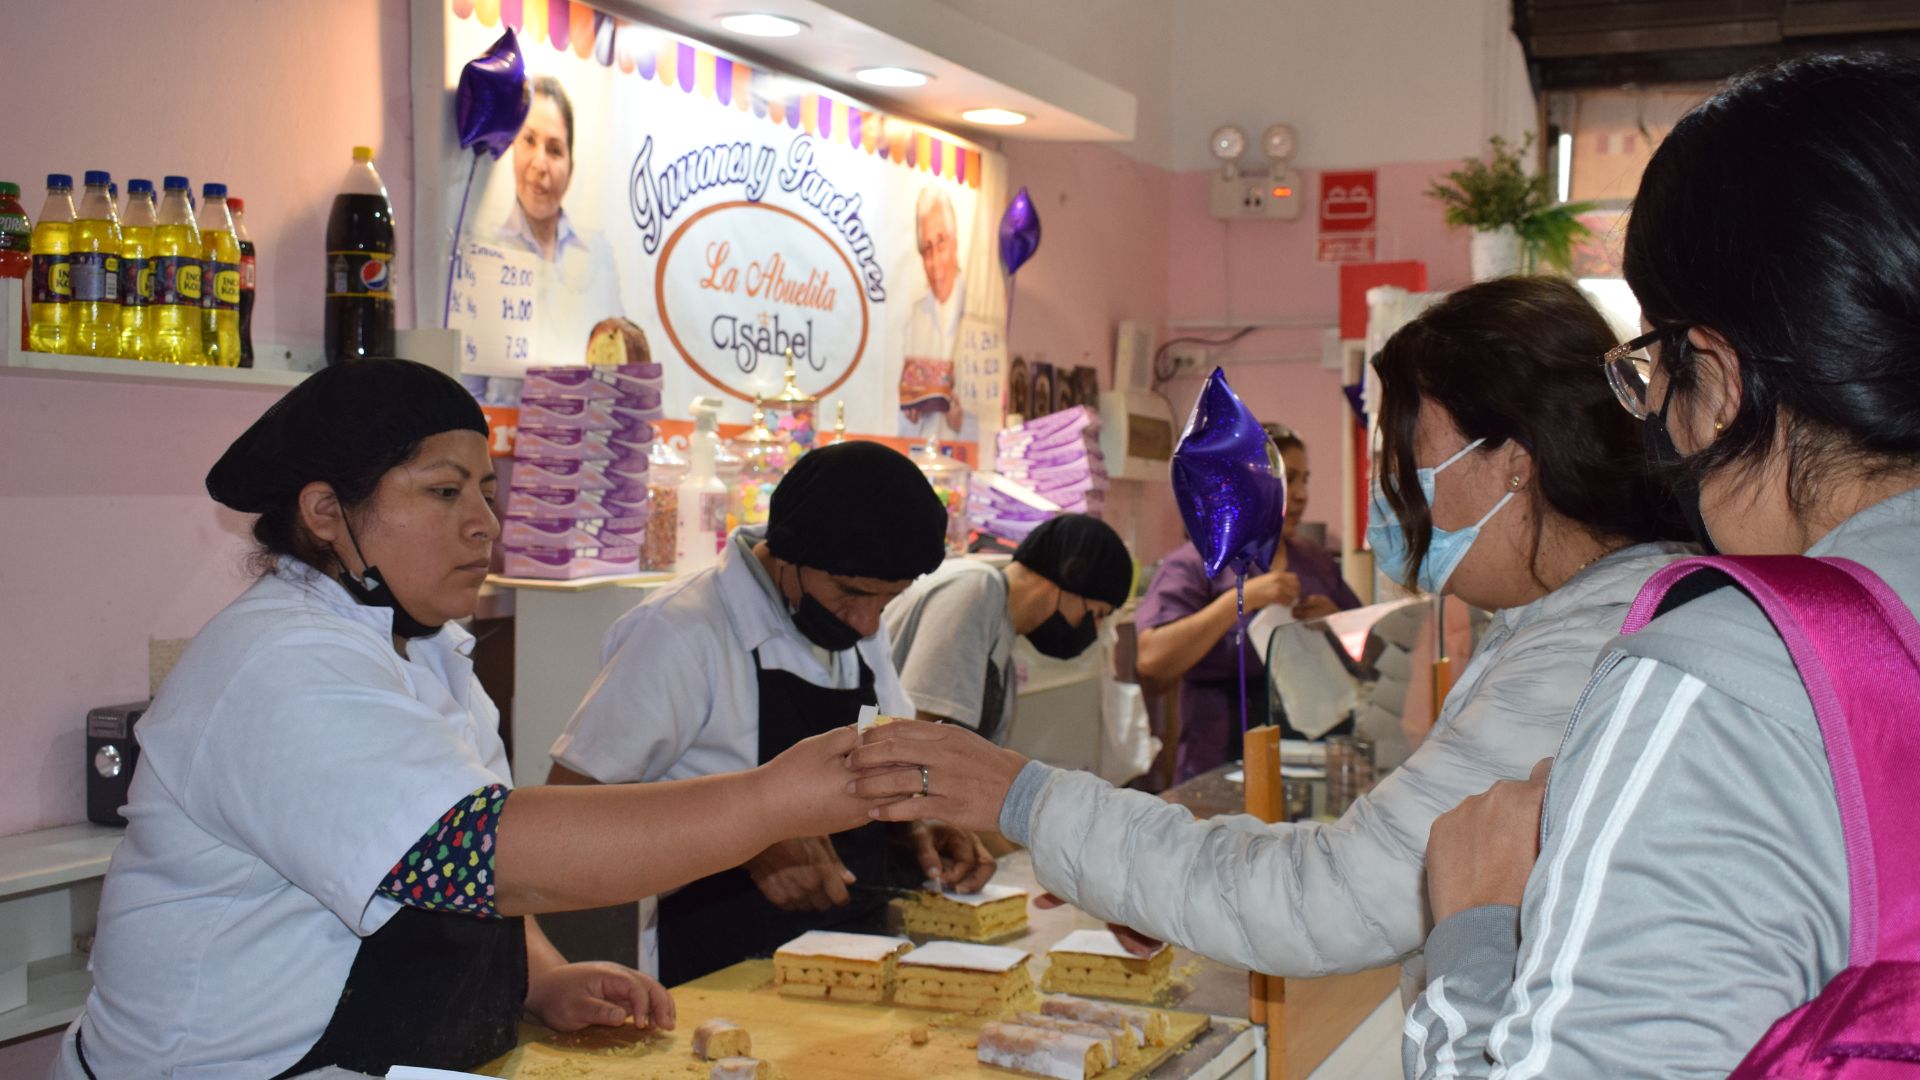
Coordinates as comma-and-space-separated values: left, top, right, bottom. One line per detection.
1367, 438, 1514, 594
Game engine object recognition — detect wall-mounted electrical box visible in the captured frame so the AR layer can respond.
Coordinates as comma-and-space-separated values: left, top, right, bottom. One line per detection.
1209, 166, 1304, 220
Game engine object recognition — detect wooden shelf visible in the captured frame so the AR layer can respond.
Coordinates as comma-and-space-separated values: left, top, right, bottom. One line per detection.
0, 952, 89, 1044
486, 571, 674, 593
0, 823, 121, 901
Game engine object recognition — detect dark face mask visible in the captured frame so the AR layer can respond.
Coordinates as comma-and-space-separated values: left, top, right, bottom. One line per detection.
1644, 382, 1720, 556
1026, 595, 1099, 660
336, 512, 444, 639
788, 566, 865, 652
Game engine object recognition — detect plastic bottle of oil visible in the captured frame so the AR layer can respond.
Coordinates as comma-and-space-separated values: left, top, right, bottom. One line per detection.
69, 171, 123, 357
27, 174, 75, 354
151, 176, 203, 364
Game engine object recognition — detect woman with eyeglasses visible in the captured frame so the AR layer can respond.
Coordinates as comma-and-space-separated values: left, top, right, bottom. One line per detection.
835, 275, 1688, 989
1408, 53, 1920, 1078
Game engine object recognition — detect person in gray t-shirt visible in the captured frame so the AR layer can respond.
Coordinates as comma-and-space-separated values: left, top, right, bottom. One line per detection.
884, 514, 1133, 744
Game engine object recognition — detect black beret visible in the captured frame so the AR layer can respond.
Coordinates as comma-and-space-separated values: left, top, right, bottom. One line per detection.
765, 441, 947, 581
1013, 513, 1134, 606
207, 358, 488, 513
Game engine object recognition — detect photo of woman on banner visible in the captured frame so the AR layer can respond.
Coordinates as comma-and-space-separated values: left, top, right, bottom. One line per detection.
898, 185, 968, 439
498, 74, 628, 363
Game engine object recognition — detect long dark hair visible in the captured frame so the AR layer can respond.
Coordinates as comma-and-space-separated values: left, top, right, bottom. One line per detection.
1625, 52, 1920, 507
1372, 276, 1684, 587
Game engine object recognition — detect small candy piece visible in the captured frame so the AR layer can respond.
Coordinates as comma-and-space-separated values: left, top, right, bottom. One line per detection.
709, 1056, 770, 1080
910, 1026, 931, 1046
692, 1018, 752, 1061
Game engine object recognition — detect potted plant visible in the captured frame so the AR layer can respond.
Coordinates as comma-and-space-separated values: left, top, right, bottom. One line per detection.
1427, 133, 1595, 279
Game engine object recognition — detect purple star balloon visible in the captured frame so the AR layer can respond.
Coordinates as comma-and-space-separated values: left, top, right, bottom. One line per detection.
999, 187, 1042, 277
1172, 368, 1286, 578
456, 29, 530, 158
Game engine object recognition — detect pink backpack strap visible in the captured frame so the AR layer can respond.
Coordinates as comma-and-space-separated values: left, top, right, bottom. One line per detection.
1622, 555, 1920, 967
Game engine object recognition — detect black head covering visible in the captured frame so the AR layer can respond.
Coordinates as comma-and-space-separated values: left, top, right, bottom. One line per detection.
765, 441, 947, 581
1013, 513, 1133, 607
207, 358, 489, 512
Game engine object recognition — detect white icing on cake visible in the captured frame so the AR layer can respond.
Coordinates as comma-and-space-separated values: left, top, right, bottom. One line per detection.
899, 941, 1030, 972
1049, 927, 1170, 960
774, 930, 912, 961
929, 882, 1027, 906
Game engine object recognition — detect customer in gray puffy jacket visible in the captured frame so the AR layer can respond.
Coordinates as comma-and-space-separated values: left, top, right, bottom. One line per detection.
848, 277, 1689, 982
1408, 53, 1920, 1078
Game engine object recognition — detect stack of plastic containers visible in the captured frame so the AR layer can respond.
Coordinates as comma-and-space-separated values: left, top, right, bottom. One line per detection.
969, 406, 1107, 542
501, 363, 663, 579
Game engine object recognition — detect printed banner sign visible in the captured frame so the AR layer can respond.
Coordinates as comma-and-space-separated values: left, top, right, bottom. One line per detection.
432, 0, 997, 440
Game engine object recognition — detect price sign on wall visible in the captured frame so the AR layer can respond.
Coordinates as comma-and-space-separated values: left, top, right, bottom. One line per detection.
446, 240, 542, 375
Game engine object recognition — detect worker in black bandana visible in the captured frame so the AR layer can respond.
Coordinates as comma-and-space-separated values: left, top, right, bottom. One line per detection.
548, 440, 982, 985
883, 514, 1133, 745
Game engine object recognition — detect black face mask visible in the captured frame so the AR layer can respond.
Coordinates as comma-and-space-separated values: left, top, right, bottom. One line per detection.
1026, 596, 1099, 660
336, 511, 445, 640
1644, 383, 1719, 556
788, 566, 864, 652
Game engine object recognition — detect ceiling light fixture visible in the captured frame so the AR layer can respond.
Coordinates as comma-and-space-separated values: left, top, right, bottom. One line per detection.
717, 13, 807, 37
963, 107, 1028, 126
855, 66, 932, 88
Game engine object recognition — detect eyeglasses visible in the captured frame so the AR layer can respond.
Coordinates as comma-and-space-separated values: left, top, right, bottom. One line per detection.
1602, 325, 1686, 420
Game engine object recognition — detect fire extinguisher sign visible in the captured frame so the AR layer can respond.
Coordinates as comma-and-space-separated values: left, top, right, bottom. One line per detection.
1317, 170, 1378, 263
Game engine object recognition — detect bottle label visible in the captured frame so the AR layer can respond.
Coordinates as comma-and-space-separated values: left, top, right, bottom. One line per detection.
239, 252, 256, 291
70, 252, 120, 303
154, 255, 202, 305
30, 253, 70, 304
326, 250, 393, 300
0, 213, 28, 254
120, 257, 154, 308
203, 262, 240, 310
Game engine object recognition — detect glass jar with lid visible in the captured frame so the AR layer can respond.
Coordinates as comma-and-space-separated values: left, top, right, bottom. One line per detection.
756, 347, 818, 473
730, 402, 785, 527
641, 440, 688, 571
909, 433, 970, 554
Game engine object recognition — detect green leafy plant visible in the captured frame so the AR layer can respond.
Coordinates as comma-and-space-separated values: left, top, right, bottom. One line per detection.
1427, 133, 1596, 273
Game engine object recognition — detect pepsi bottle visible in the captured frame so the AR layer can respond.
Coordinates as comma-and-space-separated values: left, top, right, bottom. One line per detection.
324, 146, 395, 364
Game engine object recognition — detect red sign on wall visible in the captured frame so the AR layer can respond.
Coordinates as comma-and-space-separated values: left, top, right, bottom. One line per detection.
1317, 170, 1378, 263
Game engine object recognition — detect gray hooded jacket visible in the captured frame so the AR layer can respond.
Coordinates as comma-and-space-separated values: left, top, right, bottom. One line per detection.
998, 543, 1688, 978
1405, 488, 1920, 1079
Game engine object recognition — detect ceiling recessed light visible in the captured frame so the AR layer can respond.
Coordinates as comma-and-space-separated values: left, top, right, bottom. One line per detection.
717, 13, 806, 37
963, 108, 1028, 126
855, 66, 932, 88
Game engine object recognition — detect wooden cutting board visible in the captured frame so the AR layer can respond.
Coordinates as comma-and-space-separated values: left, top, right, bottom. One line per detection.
480, 961, 1210, 1080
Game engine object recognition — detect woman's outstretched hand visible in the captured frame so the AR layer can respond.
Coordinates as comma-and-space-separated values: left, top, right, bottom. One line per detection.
843, 719, 1030, 834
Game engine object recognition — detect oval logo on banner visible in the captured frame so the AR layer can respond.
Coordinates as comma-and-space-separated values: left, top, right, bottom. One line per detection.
655, 201, 870, 403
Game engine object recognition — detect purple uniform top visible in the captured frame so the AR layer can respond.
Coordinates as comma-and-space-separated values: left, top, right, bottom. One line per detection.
1137, 537, 1363, 783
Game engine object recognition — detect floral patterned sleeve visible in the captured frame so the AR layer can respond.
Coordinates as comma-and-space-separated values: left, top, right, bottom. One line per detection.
378, 785, 508, 917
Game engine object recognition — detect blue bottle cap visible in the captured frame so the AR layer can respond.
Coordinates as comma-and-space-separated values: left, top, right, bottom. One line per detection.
202, 182, 227, 198
163, 175, 189, 191
128, 179, 154, 194
85, 170, 111, 186
47, 174, 72, 189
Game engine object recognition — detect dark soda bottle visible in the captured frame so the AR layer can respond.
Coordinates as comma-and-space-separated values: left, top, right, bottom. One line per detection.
324, 146, 395, 364
230, 196, 256, 367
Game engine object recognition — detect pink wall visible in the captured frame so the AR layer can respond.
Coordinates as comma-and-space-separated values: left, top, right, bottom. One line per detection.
0, 0, 418, 847
4, 1, 417, 350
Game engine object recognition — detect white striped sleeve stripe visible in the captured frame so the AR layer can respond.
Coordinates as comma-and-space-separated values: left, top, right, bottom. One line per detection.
1489, 657, 1656, 1062
1504, 670, 1708, 1080
1428, 976, 1470, 1080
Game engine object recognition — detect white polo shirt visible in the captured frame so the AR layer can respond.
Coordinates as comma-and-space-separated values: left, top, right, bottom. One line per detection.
551, 525, 912, 783
65, 559, 510, 1080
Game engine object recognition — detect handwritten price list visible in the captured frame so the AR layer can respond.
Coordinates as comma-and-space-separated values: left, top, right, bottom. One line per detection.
446, 240, 541, 376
